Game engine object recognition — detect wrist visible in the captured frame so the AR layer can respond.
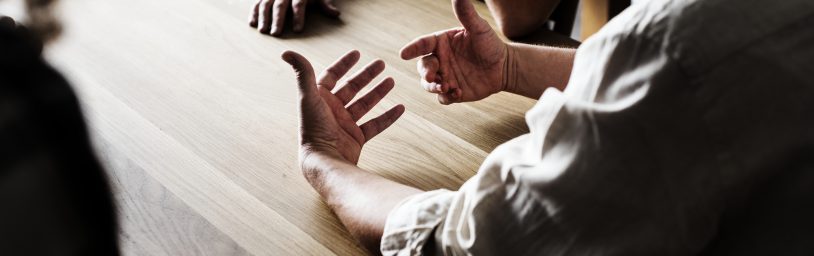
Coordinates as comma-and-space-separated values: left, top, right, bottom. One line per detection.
298, 146, 371, 208
501, 43, 519, 95
299, 145, 346, 186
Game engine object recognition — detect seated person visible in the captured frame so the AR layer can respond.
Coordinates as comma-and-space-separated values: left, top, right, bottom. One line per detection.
282, 0, 814, 255
0, 13, 119, 255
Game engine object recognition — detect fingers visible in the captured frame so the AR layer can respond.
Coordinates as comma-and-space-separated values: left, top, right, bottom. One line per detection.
257, 0, 274, 33
271, 0, 290, 36
255, 0, 339, 36
400, 33, 439, 60
319, 0, 341, 17
317, 50, 361, 90
418, 55, 439, 83
452, 0, 490, 34
281, 51, 318, 99
347, 78, 395, 122
418, 55, 448, 93
437, 89, 462, 105
333, 59, 386, 105
291, 0, 307, 32
360, 104, 406, 141
421, 79, 445, 94
249, 1, 260, 27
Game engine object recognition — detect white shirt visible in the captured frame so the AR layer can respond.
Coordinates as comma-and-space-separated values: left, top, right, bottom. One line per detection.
381, 0, 814, 255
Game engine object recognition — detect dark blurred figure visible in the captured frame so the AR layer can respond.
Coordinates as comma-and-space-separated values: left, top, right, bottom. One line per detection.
0, 16, 119, 255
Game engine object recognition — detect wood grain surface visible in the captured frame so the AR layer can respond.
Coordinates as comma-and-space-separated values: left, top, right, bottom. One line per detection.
45, 0, 538, 255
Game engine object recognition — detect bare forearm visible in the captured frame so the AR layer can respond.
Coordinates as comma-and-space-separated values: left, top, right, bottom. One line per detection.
504, 43, 576, 99
304, 153, 422, 255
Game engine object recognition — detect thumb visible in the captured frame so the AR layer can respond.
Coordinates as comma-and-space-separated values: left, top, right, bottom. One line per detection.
281, 50, 318, 98
453, 0, 490, 34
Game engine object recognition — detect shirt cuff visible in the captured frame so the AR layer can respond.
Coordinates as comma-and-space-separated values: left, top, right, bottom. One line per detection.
380, 189, 455, 256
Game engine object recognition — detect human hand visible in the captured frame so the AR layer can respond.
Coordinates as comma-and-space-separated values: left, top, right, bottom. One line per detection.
249, 0, 340, 36
282, 50, 404, 170
0, 16, 44, 55
399, 0, 509, 104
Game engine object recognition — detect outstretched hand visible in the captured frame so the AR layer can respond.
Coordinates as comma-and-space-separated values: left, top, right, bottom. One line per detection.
282, 50, 404, 167
400, 0, 508, 104
250, 0, 340, 36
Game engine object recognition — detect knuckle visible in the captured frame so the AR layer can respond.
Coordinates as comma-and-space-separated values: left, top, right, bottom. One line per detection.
340, 57, 354, 67
418, 40, 428, 52
357, 100, 370, 112
324, 68, 340, 79
344, 81, 357, 91
335, 90, 348, 101
366, 66, 380, 77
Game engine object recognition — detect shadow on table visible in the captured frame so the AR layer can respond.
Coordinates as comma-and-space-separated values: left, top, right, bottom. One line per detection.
271, 6, 347, 40
464, 111, 530, 152
510, 27, 581, 48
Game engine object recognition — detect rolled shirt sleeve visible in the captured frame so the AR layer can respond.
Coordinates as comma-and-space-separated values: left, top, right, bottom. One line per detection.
378, 0, 814, 254
381, 190, 456, 256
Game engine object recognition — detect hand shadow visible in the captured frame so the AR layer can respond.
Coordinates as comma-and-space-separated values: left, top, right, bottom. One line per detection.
271, 4, 347, 39
510, 27, 581, 48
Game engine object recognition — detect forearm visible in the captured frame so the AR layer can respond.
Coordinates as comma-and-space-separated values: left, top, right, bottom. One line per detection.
304, 152, 423, 255
504, 43, 576, 99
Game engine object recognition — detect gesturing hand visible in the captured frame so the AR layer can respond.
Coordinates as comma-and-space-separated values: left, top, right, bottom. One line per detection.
250, 0, 340, 36
400, 0, 508, 104
282, 50, 404, 166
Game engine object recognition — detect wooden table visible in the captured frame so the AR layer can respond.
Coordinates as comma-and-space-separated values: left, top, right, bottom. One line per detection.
46, 0, 535, 255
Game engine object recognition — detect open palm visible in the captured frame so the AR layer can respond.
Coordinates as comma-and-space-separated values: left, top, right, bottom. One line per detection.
283, 50, 404, 164
400, 0, 508, 104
